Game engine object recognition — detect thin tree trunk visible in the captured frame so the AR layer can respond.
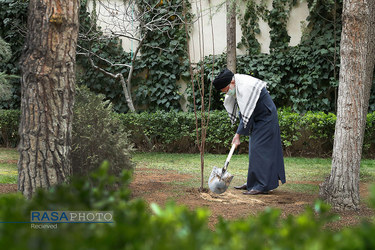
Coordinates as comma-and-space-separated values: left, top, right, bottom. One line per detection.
319, 0, 375, 210
18, 0, 79, 199
226, 0, 236, 73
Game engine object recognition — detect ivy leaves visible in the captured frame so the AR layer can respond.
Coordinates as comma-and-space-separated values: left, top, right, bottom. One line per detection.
136, 0, 190, 111
234, 0, 345, 113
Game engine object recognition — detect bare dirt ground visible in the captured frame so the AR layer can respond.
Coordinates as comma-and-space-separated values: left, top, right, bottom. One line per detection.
0, 168, 373, 230
0, 184, 17, 194
129, 168, 374, 230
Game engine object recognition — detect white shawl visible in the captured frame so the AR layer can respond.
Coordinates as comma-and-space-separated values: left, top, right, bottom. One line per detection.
224, 74, 267, 128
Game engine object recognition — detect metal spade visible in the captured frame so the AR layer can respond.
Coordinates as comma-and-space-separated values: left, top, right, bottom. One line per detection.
208, 144, 236, 194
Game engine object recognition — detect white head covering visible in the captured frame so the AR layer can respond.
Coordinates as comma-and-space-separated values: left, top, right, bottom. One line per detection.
224, 74, 267, 128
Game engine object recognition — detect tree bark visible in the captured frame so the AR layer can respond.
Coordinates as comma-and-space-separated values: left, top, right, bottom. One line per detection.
18, 0, 79, 199
319, 0, 375, 210
226, 0, 236, 73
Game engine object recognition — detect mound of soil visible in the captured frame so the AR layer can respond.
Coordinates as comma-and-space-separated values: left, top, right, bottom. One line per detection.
129, 168, 374, 229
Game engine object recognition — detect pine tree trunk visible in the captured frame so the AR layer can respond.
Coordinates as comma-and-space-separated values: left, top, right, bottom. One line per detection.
319, 0, 375, 210
226, 0, 236, 73
18, 0, 79, 199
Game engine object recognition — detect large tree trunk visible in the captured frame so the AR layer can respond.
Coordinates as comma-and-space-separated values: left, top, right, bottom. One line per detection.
226, 0, 236, 73
319, 0, 375, 210
18, 0, 79, 199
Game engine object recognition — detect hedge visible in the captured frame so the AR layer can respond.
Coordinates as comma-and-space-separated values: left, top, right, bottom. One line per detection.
1, 109, 375, 158
1, 162, 375, 249
118, 110, 375, 158
0, 109, 20, 148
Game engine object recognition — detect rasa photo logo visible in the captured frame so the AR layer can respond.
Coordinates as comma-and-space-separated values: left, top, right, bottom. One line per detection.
30, 211, 114, 229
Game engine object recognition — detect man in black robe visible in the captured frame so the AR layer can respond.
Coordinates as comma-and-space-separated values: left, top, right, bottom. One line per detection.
213, 68, 286, 195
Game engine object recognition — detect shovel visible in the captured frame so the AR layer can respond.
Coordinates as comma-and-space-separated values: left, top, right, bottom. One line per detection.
208, 144, 236, 194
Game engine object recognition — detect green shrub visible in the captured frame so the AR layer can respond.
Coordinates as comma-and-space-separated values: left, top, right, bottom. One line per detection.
117, 109, 375, 157
364, 112, 375, 158
119, 110, 197, 153
0, 109, 20, 147
363, 112, 375, 158
1, 162, 375, 249
71, 86, 134, 176
297, 111, 336, 157
205, 110, 243, 153
2, 107, 375, 158
0, 37, 14, 104
278, 108, 302, 156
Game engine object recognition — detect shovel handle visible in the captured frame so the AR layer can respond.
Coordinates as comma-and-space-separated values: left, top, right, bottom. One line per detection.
223, 143, 236, 172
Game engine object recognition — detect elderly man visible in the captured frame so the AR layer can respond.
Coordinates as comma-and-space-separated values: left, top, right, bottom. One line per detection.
213, 68, 286, 195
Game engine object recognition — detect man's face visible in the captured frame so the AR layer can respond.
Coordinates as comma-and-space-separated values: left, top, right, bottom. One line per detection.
220, 79, 235, 93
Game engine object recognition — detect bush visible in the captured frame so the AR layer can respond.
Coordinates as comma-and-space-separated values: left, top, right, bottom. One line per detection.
119, 109, 375, 157
0, 109, 20, 147
71, 86, 134, 176
278, 108, 302, 156
2, 107, 375, 158
364, 112, 375, 158
286, 111, 337, 157
119, 110, 198, 153
1, 163, 375, 249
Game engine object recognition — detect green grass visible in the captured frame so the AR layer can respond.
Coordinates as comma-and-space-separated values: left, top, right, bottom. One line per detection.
1, 148, 375, 193
0, 148, 18, 184
132, 152, 333, 184
132, 152, 375, 194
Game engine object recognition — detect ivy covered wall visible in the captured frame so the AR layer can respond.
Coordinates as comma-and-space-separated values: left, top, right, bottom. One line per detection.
194, 0, 375, 113
0, 0, 374, 113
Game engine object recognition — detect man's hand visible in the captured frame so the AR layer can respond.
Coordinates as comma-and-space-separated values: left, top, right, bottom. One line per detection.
232, 133, 241, 148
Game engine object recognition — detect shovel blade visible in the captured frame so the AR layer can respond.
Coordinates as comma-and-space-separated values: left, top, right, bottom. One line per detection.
208, 166, 234, 194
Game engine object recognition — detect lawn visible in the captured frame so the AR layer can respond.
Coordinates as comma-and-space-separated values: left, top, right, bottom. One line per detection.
2, 147, 375, 230
132, 152, 375, 193
1, 148, 375, 193
0, 148, 18, 184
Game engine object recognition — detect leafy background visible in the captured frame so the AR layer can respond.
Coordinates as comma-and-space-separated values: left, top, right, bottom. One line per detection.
0, 0, 374, 113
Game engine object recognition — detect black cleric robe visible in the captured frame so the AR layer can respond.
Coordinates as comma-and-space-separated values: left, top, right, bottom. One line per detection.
236, 87, 286, 192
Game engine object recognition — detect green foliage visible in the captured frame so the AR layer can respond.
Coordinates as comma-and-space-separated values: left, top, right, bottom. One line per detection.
278, 108, 302, 149
238, 0, 297, 51
0, 109, 20, 147
185, 53, 228, 112
214, 201, 339, 250
0, 0, 28, 109
279, 109, 337, 156
364, 112, 375, 158
234, 43, 340, 112
119, 109, 375, 157
0, 37, 19, 103
0, 36, 13, 103
1, 162, 375, 248
77, 0, 192, 112
234, 0, 344, 113
0, 72, 13, 103
119, 110, 197, 152
237, 0, 261, 54
136, 0, 191, 111
71, 86, 134, 176
264, 0, 296, 51
120, 109, 237, 153
2, 0, 374, 113
0, 36, 11, 63
77, 1, 142, 113
3, 108, 375, 157
301, 111, 336, 154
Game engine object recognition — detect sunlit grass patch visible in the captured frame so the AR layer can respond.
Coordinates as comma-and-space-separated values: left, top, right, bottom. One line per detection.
0, 148, 18, 184
280, 182, 320, 194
